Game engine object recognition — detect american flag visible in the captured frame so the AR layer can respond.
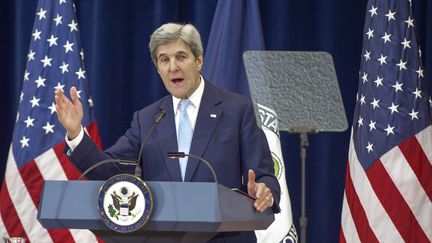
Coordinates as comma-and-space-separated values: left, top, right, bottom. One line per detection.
0, 0, 103, 242
340, 0, 432, 242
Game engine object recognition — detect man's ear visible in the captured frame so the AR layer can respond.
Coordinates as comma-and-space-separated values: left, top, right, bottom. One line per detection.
196, 55, 203, 71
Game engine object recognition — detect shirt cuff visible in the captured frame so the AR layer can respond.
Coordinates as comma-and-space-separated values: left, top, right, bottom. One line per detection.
65, 126, 84, 152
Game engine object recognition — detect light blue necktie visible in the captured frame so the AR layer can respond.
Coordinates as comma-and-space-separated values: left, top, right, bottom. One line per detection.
177, 99, 193, 181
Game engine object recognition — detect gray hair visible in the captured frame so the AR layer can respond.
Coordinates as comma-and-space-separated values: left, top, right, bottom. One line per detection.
149, 23, 203, 65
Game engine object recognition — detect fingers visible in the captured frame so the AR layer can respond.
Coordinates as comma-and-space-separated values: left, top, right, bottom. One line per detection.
55, 86, 80, 109
55, 88, 66, 104
55, 89, 70, 116
55, 87, 72, 105
70, 86, 80, 104
53, 86, 84, 139
54, 86, 82, 122
248, 169, 256, 183
54, 86, 77, 102
247, 169, 273, 212
247, 169, 257, 197
253, 184, 273, 212
255, 181, 270, 199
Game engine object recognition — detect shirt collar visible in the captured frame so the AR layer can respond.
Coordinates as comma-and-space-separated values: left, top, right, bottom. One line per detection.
172, 75, 205, 115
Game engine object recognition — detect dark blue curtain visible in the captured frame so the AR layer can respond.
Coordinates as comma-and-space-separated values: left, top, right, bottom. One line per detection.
1, 0, 431, 242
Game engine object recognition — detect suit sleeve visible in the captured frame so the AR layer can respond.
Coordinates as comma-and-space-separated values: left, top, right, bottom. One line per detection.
240, 102, 281, 213
67, 112, 141, 180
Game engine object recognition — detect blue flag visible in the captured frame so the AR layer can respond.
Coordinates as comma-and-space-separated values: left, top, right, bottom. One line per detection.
202, 0, 264, 96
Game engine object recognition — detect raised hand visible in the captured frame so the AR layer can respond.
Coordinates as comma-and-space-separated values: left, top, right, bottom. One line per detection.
247, 169, 274, 212
55, 86, 83, 140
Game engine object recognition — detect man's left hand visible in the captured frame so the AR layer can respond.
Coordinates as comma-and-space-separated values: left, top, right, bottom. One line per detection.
247, 169, 273, 212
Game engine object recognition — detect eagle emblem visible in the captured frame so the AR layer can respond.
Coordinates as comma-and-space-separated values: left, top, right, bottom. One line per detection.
111, 187, 139, 217
98, 174, 153, 233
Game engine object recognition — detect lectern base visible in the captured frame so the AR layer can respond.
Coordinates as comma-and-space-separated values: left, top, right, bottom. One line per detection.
93, 230, 216, 243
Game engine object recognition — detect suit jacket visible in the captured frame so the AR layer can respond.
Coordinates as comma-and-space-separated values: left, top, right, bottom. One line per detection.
69, 81, 280, 243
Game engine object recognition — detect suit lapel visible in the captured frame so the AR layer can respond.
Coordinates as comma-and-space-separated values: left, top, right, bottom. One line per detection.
156, 97, 182, 181
185, 82, 223, 182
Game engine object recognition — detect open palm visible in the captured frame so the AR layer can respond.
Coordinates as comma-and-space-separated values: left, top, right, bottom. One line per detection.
55, 86, 83, 139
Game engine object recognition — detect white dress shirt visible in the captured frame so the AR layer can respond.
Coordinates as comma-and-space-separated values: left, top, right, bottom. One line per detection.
172, 76, 205, 135
66, 76, 206, 151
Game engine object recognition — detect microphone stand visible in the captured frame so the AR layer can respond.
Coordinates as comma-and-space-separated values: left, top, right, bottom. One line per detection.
135, 110, 166, 177
77, 159, 137, 180
166, 152, 218, 184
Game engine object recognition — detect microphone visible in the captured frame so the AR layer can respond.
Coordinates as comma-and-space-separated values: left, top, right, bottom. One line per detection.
135, 110, 166, 177
78, 158, 137, 180
166, 152, 218, 184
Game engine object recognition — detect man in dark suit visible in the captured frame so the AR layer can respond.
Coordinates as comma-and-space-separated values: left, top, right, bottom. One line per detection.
55, 23, 280, 242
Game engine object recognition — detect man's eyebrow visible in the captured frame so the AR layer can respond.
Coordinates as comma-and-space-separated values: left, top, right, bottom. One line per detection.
176, 51, 188, 55
158, 50, 189, 59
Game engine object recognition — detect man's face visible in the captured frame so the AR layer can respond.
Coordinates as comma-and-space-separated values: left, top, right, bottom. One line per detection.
156, 39, 203, 99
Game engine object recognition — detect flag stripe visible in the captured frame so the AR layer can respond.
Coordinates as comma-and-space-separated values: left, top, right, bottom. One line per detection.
366, 160, 429, 242
68, 229, 98, 243
348, 137, 404, 242
24, 150, 75, 243
398, 131, 432, 202
344, 159, 378, 243
340, 192, 362, 243
0, 181, 28, 240
415, 125, 432, 163
339, 227, 346, 243
4, 147, 52, 242
35, 147, 68, 181
20, 158, 76, 243
46, 229, 75, 243
18, 158, 77, 243
0, 212, 8, 238
18, 159, 74, 243
19, 160, 44, 207
380, 142, 432, 240
35, 149, 99, 242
